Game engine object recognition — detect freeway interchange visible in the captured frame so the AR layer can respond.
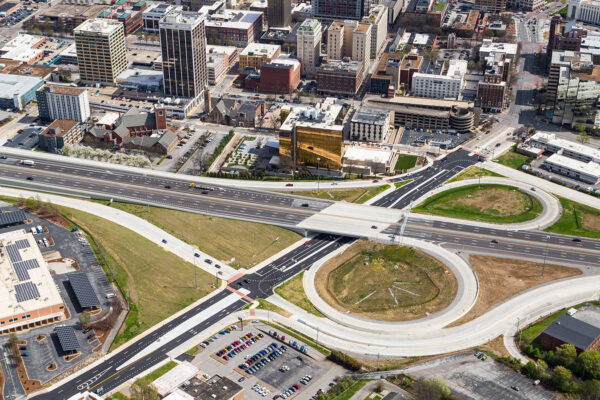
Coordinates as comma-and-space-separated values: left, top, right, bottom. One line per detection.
0, 147, 599, 399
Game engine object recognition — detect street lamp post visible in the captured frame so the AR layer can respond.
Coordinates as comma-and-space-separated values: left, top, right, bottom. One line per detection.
542, 235, 550, 276
193, 250, 197, 289
316, 157, 321, 194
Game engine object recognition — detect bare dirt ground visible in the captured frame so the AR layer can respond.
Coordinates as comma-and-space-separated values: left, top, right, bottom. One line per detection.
448, 255, 581, 327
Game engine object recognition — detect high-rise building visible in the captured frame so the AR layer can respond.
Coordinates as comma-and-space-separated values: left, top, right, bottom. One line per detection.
314, 0, 364, 20
267, 0, 291, 27
317, 59, 365, 96
363, 4, 387, 59
412, 59, 467, 99
352, 23, 371, 64
474, 0, 506, 13
74, 18, 127, 84
327, 22, 345, 60
297, 19, 322, 77
159, 10, 208, 99
36, 85, 91, 123
477, 53, 510, 112
327, 20, 371, 63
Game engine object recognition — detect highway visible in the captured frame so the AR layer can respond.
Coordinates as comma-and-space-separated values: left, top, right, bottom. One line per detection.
6, 147, 599, 399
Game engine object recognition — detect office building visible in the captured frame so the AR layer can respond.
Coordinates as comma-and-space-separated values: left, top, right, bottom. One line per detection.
327, 21, 345, 60
98, 0, 148, 35
568, 0, 600, 25
542, 153, 600, 183
478, 39, 518, 60
74, 18, 128, 84
0, 73, 44, 110
477, 53, 510, 112
258, 57, 300, 93
412, 59, 467, 99
143, 3, 182, 33
363, 4, 387, 59
327, 20, 372, 63
38, 120, 85, 152
317, 59, 365, 96
267, 0, 291, 27
279, 98, 345, 169
203, 9, 263, 47
0, 230, 66, 335
352, 23, 371, 64
350, 106, 391, 142
206, 46, 238, 85
160, 10, 207, 99
474, 0, 505, 13
529, 131, 600, 163
297, 19, 321, 77
314, 0, 364, 20
342, 146, 395, 174
370, 52, 404, 95
239, 43, 281, 70
36, 85, 90, 123
36, 4, 108, 32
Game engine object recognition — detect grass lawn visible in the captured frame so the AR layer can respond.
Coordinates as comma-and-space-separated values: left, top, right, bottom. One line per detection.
56, 206, 216, 349
394, 155, 418, 171
433, 0, 447, 10
256, 299, 292, 318
328, 380, 368, 400
445, 166, 503, 184
545, 196, 600, 238
138, 361, 177, 385
394, 180, 412, 189
285, 185, 390, 203
275, 272, 324, 317
413, 184, 543, 223
102, 201, 300, 269
110, 393, 129, 400
315, 241, 457, 321
496, 149, 534, 170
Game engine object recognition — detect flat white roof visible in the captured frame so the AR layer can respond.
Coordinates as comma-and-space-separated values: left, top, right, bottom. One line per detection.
60, 43, 77, 57
1, 34, 43, 52
153, 362, 199, 396
241, 43, 280, 57
2, 47, 43, 62
479, 39, 518, 56
0, 73, 43, 99
206, 45, 237, 57
280, 97, 343, 133
117, 68, 163, 84
74, 18, 123, 35
203, 9, 262, 30
343, 146, 393, 163
531, 132, 600, 162
0, 231, 64, 321
544, 153, 600, 178
163, 391, 191, 400
97, 112, 120, 125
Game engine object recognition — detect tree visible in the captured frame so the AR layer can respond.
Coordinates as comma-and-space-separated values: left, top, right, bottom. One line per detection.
580, 379, 600, 400
552, 366, 573, 392
554, 344, 578, 367
130, 379, 159, 400
24, 197, 38, 211
78, 311, 91, 329
414, 378, 451, 400
579, 131, 591, 145
575, 350, 600, 380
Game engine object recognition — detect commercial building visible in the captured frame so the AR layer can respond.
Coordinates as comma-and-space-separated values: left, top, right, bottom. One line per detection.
394, 31, 438, 51
203, 9, 263, 47
297, 19, 321, 77
477, 53, 510, 112
0, 73, 44, 110
116, 68, 163, 91
411, 59, 467, 99
164, 376, 243, 400
143, 3, 181, 33
0, 230, 66, 335
475, 0, 505, 13
258, 57, 300, 93
540, 314, 600, 351
74, 18, 128, 84
363, 95, 476, 132
542, 153, 600, 183
528, 132, 600, 163
37, 4, 108, 32
326, 20, 372, 63
317, 59, 365, 96
36, 85, 91, 123
350, 106, 391, 142
403, 0, 445, 27
363, 4, 387, 59
0, 34, 46, 65
206, 45, 238, 85
160, 10, 207, 101
342, 146, 395, 174
313, 0, 364, 20
369, 52, 404, 95
239, 43, 281, 70
568, 0, 600, 25
352, 23, 371, 65
478, 39, 518, 60
279, 98, 345, 169
454, 10, 480, 36
267, 0, 291, 27
517, 0, 545, 10
98, 0, 147, 35
327, 21, 345, 60
38, 120, 85, 152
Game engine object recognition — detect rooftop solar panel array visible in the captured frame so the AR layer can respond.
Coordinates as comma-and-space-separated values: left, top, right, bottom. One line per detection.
0, 210, 26, 227
15, 239, 30, 249
6, 244, 22, 262
55, 326, 80, 352
68, 273, 100, 308
13, 262, 30, 281
14, 281, 40, 302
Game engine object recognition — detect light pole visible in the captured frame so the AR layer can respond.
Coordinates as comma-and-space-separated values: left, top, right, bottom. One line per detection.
542, 235, 550, 276
316, 157, 321, 194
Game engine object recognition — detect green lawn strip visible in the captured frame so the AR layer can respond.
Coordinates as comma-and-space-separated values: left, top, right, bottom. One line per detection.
394, 155, 418, 171
98, 201, 300, 270
266, 322, 330, 356
329, 380, 368, 400
109, 393, 129, 400
433, 1, 447, 10
256, 299, 292, 318
445, 166, 503, 184
496, 149, 534, 170
138, 361, 177, 385
413, 184, 543, 223
274, 272, 324, 317
283, 185, 390, 203
186, 344, 199, 356
394, 180, 412, 189
545, 196, 600, 238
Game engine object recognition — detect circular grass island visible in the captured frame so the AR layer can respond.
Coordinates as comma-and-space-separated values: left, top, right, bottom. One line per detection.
315, 241, 457, 321
412, 184, 543, 223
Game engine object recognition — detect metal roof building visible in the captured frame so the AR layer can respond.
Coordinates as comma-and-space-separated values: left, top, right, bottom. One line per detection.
540, 313, 600, 352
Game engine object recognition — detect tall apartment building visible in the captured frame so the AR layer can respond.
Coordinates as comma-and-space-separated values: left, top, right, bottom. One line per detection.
314, 0, 364, 20
327, 20, 371, 63
267, 0, 291, 27
412, 59, 467, 99
159, 10, 208, 100
36, 85, 91, 123
352, 23, 371, 64
363, 4, 387, 59
74, 18, 127, 84
474, 0, 505, 13
297, 19, 322, 77
477, 53, 510, 112
327, 21, 345, 60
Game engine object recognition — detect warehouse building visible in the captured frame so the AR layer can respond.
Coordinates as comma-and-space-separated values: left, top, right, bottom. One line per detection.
0, 73, 44, 110
540, 313, 600, 351
541, 153, 600, 184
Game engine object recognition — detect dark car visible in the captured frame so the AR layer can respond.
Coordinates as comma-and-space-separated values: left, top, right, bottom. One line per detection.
164, 185, 171, 189
26, 176, 33, 180
285, 183, 293, 187
491, 239, 498, 244
573, 238, 582, 242
0, 155, 6, 159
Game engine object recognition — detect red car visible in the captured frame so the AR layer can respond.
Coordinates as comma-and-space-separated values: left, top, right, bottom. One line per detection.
285, 183, 293, 187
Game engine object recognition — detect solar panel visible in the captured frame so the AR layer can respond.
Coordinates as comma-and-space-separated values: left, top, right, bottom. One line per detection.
0, 210, 26, 227
14, 282, 40, 302
6, 244, 22, 262
12, 262, 30, 281
21, 259, 40, 270
55, 326, 80, 352
68, 273, 100, 308
15, 239, 30, 249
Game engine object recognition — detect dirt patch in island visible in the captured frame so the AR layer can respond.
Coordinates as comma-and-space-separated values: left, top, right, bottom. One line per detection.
448, 255, 581, 327
580, 212, 600, 232
438, 187, 532, 217
315, 240, 457, 321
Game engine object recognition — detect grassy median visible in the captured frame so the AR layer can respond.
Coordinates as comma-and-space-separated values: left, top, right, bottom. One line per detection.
284, 185, 390, 203
445, 166, 503, 184
545, 196, 600, 238
275, 272, 324, 317
413, 184, 543, 223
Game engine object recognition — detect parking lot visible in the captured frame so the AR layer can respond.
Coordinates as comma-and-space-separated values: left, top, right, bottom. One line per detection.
187, 322, 345, 400
4, 126, 44, 150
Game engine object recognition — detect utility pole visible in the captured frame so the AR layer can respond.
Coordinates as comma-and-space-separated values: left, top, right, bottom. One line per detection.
542, 235, 550, 277
315, 326, 319, 347
316, 157, 321, 194
239, 316, 243, 330
376, 353, 380, 371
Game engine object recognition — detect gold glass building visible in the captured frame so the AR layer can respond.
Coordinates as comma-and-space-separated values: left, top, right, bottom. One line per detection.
74, 18, 127, 84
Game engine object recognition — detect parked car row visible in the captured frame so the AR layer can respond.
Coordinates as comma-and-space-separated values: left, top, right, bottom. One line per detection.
269, 330, 309, 354
238, 342, 286, 375
217, 332, 263, 361
278, 376, 312, 400
252, 383, 271, 398
199, 334, 219, 348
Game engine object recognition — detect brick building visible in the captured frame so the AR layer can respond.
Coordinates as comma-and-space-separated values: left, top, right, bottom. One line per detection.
317, 59, 364, 97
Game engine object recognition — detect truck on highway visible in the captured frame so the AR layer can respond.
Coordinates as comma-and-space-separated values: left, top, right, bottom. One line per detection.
20, 160, 35, 166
